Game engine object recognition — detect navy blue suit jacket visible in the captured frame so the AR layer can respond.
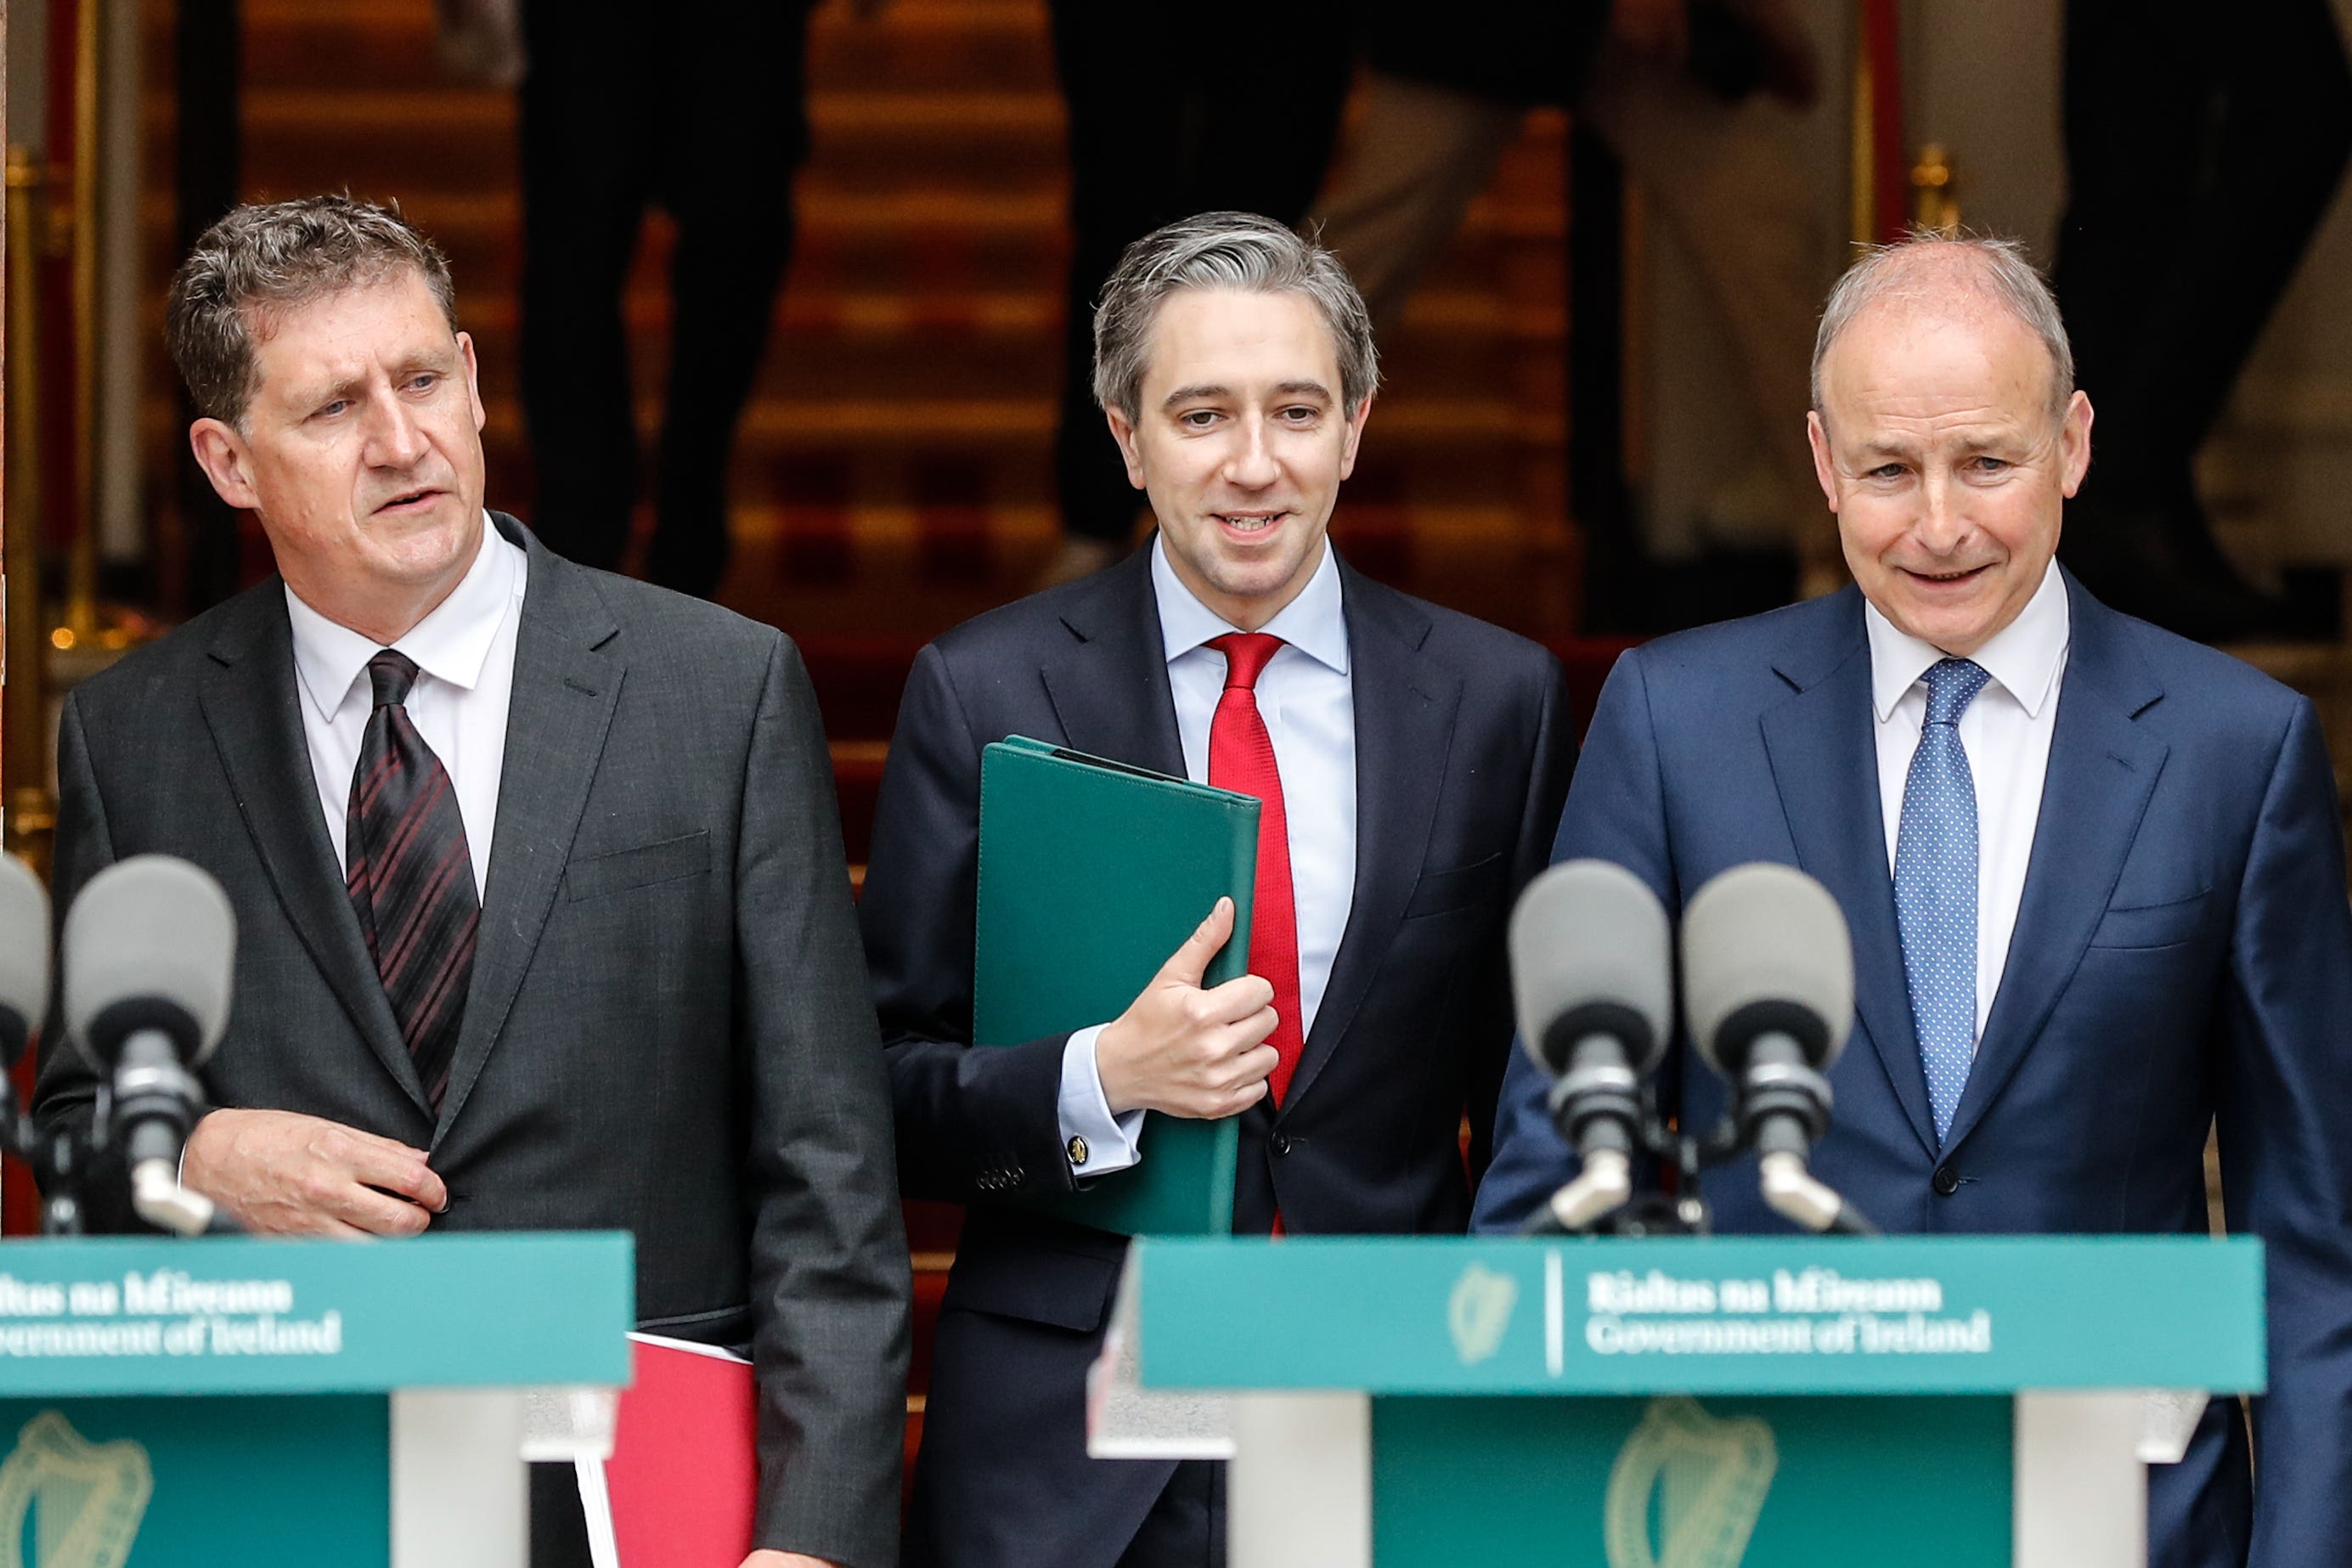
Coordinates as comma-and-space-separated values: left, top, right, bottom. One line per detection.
862, 545, 1575, 1568
1474, 574, 2352, 1568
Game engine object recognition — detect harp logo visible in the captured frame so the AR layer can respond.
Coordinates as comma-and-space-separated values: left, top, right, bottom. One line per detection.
0, 1411, 152, 1568
1447, 1262, 1519, 1364
1604, 1396, 1778, 1568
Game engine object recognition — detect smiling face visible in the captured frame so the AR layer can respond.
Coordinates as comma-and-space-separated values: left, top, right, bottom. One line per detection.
1105, 287, 1371, 631
1809, 298, 2092, 656
189, 268, 488, 643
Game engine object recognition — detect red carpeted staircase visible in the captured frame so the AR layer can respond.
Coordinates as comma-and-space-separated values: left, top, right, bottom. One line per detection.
140, 0, 1599, 1509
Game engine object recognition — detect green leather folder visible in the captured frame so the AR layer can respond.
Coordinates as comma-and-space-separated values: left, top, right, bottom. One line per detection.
975, 736, 1259, 1236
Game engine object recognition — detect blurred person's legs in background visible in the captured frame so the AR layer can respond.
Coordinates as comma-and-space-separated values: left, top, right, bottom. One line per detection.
519, 1, 814, 600
1041, 3, 1353, 585
2054, 0, 2352, 641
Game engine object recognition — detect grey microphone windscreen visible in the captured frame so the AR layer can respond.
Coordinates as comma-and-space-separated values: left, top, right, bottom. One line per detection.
1680, 862, 1853, 1077
63, 855, 236, 1071
1509, 859, 1673, 1075
0, 854, 48, 1054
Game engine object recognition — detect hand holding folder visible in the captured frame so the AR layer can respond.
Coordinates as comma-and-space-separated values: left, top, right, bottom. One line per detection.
975, 737, 1262, 1236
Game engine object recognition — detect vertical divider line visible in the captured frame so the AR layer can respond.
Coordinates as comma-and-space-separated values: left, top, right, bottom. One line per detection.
1545, 1249, 1565, 1377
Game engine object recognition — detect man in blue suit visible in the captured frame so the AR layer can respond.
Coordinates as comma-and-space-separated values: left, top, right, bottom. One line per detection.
1475, 232, 2352, 1566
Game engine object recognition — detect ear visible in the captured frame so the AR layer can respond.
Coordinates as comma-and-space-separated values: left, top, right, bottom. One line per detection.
189, 419, 260, 511
1805, 410, 1840, 514
459, 330, 486, 435
1104, 407, 1147, 490
1337, 395, 1373, 481
2056, 390, 2093, 499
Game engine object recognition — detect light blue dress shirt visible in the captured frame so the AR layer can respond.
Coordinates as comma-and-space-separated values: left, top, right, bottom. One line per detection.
1054, 535, 1358, 1175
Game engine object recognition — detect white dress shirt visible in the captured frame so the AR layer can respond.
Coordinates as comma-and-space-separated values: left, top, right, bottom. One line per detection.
1865, 559, 2070, 1043
1057, 535, 1358, 1175
284, 518, 527, 897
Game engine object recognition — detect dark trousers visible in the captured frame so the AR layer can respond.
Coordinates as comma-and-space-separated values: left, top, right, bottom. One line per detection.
1046, 3, 1356, 543
528, 1461, 592, 1568
2053, 0, 2352, 518
517, 1, 816, 598
1118, 1460, 1226, 1568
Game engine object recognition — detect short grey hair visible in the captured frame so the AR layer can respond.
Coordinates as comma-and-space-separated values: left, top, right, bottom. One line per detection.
167, 195, 458, 426
1091, 212, 1379, 424
1811, 228, 2074, 422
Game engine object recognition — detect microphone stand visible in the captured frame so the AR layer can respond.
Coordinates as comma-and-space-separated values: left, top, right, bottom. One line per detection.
0, 1069, 239, 1238
1521, 1094, 1881, 1238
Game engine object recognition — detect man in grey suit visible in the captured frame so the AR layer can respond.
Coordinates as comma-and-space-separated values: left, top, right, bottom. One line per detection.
30, 197, 906, 1568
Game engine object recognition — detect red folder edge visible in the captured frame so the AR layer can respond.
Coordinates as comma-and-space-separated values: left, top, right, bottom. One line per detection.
580, 1332, 758, 1568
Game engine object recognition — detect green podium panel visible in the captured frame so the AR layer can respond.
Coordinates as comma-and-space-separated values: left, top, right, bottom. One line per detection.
0, 1234, 634, 1568
1110, 1236, 2265, 1568
1374, 1394, 2013, 1567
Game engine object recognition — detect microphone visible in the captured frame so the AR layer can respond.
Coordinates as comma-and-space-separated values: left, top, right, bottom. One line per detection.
64, 855, 237, 1236
0, 854, 48, 1074
1509, 860, 1672, 1232
1681, 862, 1875, 1234
0, 855, 50, 1159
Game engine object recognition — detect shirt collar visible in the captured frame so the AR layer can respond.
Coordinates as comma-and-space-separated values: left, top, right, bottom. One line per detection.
1149, 533, 1349, 675
1864, 557, 2070, 723
285, 514, 522, 721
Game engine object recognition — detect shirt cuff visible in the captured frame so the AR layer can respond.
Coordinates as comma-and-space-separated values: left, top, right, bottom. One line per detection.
1058, 1025, 1145, 1178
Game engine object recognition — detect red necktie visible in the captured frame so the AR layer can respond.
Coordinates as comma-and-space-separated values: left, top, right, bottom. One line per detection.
1205, 633, 1305, 1108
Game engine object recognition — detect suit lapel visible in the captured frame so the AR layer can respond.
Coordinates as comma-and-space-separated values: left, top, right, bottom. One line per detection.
1941, 576, 2167, 1154
1758, 591, 1939, 1159
1282, 566, 1458, 1114
432, 522, 623, 1140
1037, 549, 1186, 778
196, 588, 427, 1112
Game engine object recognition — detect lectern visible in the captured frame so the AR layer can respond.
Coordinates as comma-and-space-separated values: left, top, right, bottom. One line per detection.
1093, 1236, 2263, 1568
0, 1232, 632, 1568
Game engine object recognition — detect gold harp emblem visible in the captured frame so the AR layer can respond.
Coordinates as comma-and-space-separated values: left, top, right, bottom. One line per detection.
0, 1411, 153, 1568
1604, 1396, 1777, 1568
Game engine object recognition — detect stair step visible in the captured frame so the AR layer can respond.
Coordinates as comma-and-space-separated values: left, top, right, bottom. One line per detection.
234, 0, 1058, 96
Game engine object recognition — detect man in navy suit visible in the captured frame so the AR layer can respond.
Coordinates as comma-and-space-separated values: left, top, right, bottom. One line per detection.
861, 212, 1576, 1567
1475, 232, 2352, 1565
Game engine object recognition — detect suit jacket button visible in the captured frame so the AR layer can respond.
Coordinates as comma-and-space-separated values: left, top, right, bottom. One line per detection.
1932, 1166, 1960, 1197
1066, 1136, 1090, 1168
1270, 1133, 1292, 1157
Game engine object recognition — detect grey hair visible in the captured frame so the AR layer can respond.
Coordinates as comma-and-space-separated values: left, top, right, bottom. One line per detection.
1091, 211, 1379, 424
166, 195, 458, 426
1810, 228, 2074, 422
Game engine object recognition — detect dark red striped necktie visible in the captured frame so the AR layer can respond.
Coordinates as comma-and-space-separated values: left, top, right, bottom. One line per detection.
345, 650, 478, 1110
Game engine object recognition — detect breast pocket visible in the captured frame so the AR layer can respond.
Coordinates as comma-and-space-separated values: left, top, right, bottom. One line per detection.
565, 830, 712, 901
2086, 888, 2210, 950
1402, 852, 1508, 920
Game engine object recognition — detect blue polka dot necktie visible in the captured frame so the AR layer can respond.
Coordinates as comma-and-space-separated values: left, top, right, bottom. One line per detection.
1894, 657, 1993, 1146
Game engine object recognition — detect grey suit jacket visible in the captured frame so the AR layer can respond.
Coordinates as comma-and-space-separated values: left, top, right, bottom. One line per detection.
31, 515, 910, 1568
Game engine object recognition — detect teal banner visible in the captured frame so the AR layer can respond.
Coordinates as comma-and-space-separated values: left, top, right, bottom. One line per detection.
1137, 1235, 2265, 1395
1373, 1392, 2012, 1567
0, 1234, 634, 1398
0, 1394, 388, 1566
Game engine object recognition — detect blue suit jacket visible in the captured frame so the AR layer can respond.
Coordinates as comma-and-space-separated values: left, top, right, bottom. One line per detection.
1475, 574, 2352, 1568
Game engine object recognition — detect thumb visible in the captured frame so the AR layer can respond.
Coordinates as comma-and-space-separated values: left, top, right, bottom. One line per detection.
1158, 897, 1236, 988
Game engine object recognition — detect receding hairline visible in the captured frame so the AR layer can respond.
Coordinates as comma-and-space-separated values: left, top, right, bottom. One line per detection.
1811, 234, 2073, 427
1813, 260, 2071, 429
